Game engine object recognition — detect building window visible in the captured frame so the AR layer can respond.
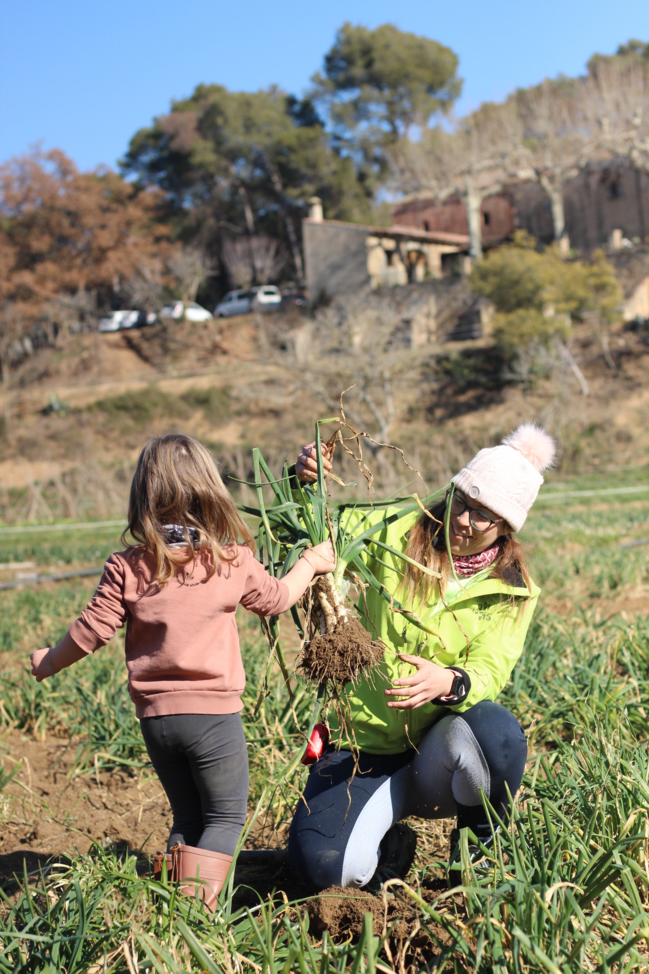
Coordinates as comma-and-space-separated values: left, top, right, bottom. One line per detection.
483, 211, 491, 226
423, 220, 430, 231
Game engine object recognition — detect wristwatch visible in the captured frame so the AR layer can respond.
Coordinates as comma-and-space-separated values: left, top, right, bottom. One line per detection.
448, 670, 465, 697
433, 667, 471, 704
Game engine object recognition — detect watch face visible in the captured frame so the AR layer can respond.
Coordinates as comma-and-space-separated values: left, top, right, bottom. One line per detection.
451, 674, 464, 696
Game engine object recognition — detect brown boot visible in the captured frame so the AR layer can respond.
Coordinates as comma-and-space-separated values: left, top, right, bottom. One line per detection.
170, 843, 233, 911
152, 851, 173, 881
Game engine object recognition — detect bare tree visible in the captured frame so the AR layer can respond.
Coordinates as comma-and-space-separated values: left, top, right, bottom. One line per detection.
585, 56, 649, 173
167, 246, 217, 303
0, 301, 32, 426
284, 298, 425, 487
512, 79, 595, 242
122, 258, 167, 309
390, 101, 524, 258
221, 237, 255, 289
249, 235, 288, 283
390, 79, 610, 253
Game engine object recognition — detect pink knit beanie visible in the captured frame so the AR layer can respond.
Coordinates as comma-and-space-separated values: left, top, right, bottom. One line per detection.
452, 423, 557, 532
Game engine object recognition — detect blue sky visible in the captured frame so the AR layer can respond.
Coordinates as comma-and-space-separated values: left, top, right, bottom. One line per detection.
1, 0, 647, 171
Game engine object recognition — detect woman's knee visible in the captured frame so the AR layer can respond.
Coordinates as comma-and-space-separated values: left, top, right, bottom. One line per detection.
288, 823, 345, 892
460, 701, 526, 759
458, 701, 527, 799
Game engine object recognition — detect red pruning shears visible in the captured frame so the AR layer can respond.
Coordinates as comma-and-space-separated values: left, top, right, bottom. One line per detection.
301, 722, 329, 765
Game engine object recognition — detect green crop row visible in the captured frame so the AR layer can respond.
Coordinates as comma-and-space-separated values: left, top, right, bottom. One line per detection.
1, 606, 648, 970
1, 481, 649, 970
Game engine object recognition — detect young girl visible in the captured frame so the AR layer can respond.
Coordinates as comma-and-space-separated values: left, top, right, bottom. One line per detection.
30, 434, 335, 908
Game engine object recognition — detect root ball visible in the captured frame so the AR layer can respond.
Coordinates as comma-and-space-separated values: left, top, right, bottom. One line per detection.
299, 617, 384, 686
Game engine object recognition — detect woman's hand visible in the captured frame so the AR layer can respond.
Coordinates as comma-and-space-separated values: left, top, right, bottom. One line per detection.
296, 442, 332, 483
302, 541, 336, 575
30, 648, 57, 682
385, 654, 454, 710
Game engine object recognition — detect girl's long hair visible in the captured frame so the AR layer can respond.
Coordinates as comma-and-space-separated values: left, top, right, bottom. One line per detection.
402, 498, 531, 604
122, 434, 254, 585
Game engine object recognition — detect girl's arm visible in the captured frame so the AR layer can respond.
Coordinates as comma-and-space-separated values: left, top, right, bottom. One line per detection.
31, 633, 88, 682
281, 542, 335, 606
30, 553, 128, 683
240, 541, 336, 616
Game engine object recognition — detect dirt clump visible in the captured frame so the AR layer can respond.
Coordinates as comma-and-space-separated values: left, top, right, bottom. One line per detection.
306, 885, 384, 938
306, 882, 455, 968
300, 618, 384, 686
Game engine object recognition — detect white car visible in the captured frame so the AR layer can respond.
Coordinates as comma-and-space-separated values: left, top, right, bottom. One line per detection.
214, 290, 252, 318
98, 310, 155, 332
160, 301, 213, 322
160, 301, 184, 321
252, 285, 282, 312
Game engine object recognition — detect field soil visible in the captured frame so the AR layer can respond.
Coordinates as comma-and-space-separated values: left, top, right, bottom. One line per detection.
0, 724, 457, 949
0, 729, 170, 883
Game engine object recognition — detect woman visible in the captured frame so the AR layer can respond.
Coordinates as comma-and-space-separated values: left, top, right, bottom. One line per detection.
288, 423, 555, 890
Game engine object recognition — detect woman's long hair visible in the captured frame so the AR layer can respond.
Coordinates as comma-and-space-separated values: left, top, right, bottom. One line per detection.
402, 498, 531, 604
122, 434, 255, 585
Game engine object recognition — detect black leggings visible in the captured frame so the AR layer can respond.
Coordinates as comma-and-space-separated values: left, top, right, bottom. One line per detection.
140, 712, 249, 856
289, 700, 527, 891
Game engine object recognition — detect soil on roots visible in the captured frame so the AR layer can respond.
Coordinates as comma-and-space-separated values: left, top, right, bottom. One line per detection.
299, 618, 384, 686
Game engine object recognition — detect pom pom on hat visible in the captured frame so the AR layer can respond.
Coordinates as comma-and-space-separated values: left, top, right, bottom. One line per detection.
502, 423, 556, 474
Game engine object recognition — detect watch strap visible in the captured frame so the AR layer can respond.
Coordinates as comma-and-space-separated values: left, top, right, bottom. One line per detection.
433, 667, 471, 705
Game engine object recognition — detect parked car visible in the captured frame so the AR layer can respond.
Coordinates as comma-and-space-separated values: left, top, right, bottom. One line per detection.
160, 301, 213, 322
214, 290, 252, 317
252, 285, 282, 312
160, 301, 184, 321
185, 302, 213, 322
280, 287, 308, 309
98, 310, 155, 333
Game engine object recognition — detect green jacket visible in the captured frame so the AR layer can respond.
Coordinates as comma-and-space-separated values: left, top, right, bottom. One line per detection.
326, 503, 540, 755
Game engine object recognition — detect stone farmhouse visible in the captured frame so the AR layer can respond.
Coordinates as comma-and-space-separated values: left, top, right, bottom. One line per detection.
301, 160, 649, 335
302, 198, 469, 306
393, 158, 649, 253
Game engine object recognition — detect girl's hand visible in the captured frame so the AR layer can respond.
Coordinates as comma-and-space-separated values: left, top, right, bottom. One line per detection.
302, 541, 336, 575
385, 654, 454, 710
30, 648, 57, 682
296, 442, 333, 483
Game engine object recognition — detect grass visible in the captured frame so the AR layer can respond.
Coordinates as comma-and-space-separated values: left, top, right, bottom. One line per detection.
1, 475, 649, 970
90, 386, 231, 432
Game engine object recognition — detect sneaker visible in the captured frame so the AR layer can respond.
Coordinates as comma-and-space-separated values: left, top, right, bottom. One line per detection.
365, 823, 417, 894
447, 826, 496, 888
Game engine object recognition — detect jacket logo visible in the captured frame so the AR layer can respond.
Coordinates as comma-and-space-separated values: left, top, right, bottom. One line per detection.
473, 602, 492, 622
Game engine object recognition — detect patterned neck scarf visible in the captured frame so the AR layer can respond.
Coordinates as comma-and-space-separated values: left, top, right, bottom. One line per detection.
452, 541, 501, 578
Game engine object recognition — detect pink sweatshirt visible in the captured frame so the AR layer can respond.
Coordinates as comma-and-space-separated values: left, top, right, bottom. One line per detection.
68, 545, 290, 718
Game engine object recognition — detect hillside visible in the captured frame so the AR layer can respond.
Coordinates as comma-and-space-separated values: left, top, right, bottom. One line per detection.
1, 293, 648, 525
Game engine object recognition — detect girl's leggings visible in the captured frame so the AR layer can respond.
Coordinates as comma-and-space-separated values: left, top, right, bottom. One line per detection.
288, 700, 527, 892
140, 713, 249, 856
